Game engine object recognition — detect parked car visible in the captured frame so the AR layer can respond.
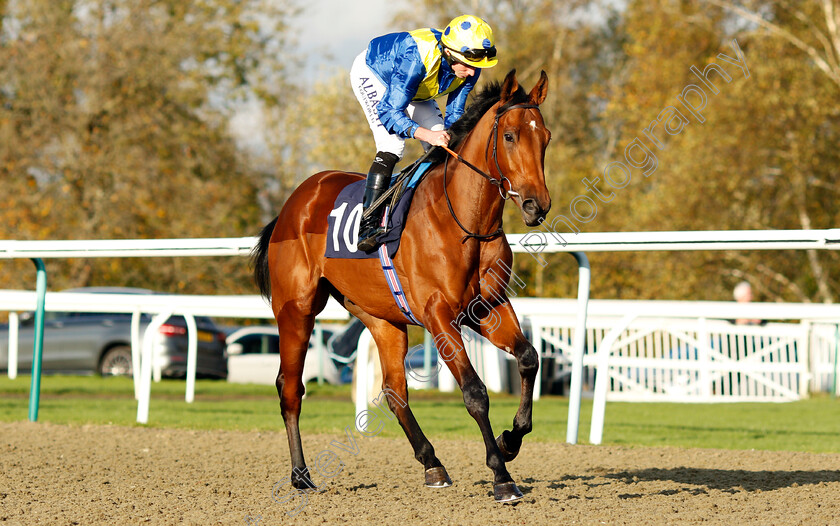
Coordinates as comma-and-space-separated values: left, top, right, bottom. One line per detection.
332, 317, 440, 388
225, 324, 342, 385
224, 318, 441, 388
0, 287, 228, 379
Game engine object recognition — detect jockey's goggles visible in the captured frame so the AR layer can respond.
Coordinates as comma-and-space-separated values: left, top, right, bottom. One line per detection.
444, 45, 497, 63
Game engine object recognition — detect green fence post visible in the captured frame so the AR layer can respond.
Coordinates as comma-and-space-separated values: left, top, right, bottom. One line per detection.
28, 258, 47, 422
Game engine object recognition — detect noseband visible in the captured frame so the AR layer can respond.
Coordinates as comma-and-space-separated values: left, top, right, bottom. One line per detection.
442, 103, 541, 243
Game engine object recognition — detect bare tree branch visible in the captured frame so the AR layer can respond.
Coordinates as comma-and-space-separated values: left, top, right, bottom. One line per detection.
705, 0, 840, 88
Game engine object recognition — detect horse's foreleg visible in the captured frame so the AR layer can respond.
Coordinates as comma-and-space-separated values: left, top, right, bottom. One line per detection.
426, 298, 522, 502
468, 300, 538, 462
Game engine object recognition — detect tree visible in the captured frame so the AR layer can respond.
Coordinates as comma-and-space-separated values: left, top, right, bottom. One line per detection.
597, 0, 840, 302
0, 0, 299, 294
699, 0, 840, 302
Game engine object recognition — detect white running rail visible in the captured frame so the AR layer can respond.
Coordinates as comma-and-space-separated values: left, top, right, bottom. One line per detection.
2, 229, 840, 442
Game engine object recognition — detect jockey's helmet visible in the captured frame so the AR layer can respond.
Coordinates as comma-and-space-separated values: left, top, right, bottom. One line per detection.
440, 15, 498, 69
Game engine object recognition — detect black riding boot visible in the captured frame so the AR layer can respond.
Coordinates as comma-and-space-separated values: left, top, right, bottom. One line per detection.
358, 152, 399, 252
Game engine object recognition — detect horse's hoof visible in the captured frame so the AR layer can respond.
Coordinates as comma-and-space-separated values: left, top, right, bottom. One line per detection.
493, 481, 524, 503
424, 466, 452, 488
291, 468, 318, 491
496, 431, 519, 462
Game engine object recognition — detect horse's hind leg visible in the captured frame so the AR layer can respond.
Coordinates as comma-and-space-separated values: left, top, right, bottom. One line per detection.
275, 280, 330, 490
350, 309, 451, 488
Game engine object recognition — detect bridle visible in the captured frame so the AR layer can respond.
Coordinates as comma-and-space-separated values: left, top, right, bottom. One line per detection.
441, 103, 541, 243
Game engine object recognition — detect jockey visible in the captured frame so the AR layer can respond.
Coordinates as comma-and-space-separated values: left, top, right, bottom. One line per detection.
350, 14, 499, 252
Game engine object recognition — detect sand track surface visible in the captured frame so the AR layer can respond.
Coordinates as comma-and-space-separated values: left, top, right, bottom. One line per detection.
2, 421, 839, 525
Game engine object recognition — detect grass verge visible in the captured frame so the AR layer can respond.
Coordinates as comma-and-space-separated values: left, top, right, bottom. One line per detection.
1, 375, 838, 453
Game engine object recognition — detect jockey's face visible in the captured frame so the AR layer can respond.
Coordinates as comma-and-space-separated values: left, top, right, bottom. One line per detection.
451, 62, 476, 78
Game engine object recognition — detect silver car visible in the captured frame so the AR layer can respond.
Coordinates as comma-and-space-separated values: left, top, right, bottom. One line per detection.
0, 288, 228, 378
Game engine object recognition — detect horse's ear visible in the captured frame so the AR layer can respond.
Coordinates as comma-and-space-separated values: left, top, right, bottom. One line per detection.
500, 69, 519, 103
528, 70, 549, 106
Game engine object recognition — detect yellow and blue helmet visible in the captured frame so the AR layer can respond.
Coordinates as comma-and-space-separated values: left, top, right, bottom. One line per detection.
440, 15, 498, 69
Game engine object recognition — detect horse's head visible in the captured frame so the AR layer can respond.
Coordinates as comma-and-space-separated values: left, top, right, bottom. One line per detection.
492, 69, 551, 226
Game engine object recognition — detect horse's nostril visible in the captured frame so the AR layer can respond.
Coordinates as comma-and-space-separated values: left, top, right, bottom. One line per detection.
523, 199, 539, 216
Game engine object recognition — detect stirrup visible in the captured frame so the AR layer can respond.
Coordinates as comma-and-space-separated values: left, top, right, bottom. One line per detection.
357, 226, 385, 252
357, 211, 386, 252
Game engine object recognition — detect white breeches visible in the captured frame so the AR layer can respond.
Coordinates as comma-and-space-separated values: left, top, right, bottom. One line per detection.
350, 51, 444, 158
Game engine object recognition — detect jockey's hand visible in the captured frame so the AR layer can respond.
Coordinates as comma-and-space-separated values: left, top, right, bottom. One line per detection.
415, 127, 451, 147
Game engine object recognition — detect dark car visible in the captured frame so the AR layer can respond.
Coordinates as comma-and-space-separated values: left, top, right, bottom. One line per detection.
0, 288, 228, 379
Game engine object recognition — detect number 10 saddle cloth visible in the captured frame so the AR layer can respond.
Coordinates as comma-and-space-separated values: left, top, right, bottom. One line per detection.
325, 162, 432, 260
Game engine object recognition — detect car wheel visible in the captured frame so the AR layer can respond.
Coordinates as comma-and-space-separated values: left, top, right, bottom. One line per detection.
99, 346, 133, 377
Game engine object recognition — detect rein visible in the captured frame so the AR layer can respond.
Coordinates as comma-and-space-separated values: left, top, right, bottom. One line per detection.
440, 103, 540, 243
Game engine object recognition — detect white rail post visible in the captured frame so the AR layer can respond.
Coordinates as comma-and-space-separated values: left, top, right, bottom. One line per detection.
531, 319, 543, 401
137, 310, 173, 424
698, 317, 711, 400
314, 323, 324, 386
834, 324, 840, 398
799, 320, 811, 398
185, 313, 198, 403
8, 312, 18, 379
566, 251, 590, 444
423, 330, 433, 389
354, 329, 372, 428
131, 309, 142, 400
589, 313, 636, 445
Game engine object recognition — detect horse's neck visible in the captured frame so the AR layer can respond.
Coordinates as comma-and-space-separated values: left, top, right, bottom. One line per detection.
425, 140, 505, 238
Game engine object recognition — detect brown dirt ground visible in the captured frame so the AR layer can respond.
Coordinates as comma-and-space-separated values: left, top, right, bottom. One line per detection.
2, 421, 840, 525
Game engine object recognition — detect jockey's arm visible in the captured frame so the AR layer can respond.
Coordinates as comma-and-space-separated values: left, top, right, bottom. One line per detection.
443, 71, 480, 129
376, 48, 426, 139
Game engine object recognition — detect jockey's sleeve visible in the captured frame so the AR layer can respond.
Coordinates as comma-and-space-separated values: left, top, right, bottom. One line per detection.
443, 71, 480, 129
376, 46, 426, 139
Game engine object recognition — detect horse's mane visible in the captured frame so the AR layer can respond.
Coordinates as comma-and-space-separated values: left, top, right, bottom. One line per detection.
426, 79, 530, 164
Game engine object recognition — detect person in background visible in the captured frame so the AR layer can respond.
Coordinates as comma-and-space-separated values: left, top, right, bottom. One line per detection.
733, 281, 763, 325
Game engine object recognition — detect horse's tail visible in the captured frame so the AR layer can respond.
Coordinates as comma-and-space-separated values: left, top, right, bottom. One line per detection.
251, 216, 278, 301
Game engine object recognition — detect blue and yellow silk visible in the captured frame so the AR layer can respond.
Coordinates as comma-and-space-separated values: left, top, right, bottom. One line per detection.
365, 28, 480, 139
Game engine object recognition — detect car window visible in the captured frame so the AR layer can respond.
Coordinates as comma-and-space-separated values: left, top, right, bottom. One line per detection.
319, 329, 335, 346
70, 312, 132, 319
235, 334, 280, 354
38, 311, 150, 322
167, 315, 217, 329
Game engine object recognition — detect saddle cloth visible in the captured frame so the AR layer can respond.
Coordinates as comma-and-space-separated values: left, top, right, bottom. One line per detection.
325, 163, 431, 259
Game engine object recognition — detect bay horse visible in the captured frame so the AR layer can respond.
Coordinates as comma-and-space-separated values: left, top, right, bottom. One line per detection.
252, 69, 551, 503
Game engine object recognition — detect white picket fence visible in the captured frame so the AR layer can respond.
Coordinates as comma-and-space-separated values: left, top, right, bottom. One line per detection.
526, 314, 813, 402
403, 298, 838, 403
509, 299, 840, 444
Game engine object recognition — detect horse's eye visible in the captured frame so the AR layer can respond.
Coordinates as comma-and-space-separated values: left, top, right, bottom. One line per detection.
504, 132, 514, 142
